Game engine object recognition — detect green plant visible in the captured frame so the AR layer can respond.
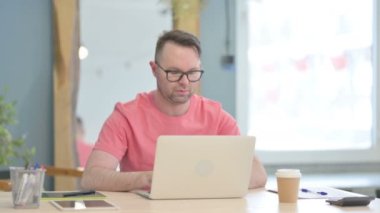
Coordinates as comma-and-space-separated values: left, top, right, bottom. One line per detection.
0, 91, 35, 168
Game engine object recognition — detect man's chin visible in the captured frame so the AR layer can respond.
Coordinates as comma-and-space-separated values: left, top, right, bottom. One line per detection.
170, 95, 192, 104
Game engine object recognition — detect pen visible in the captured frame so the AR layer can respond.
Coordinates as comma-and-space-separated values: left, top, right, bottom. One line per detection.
15, 173, 29, 204
20, 174, 36, 205
301, 188, 328, 196
63, 190, 96, 197
33, 162, 40, 170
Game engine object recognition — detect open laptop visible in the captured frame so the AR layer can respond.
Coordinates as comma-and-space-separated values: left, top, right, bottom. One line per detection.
135, 135, 255, 199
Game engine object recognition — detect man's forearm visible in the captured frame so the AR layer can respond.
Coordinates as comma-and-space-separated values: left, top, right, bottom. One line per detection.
81, 166, 152, 191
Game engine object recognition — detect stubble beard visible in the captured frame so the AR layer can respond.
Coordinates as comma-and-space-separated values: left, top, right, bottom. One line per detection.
169, 92, 192, 104
157, 84, 193, 105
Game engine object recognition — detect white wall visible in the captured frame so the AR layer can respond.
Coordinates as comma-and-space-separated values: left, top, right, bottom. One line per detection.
78, 0, 172, 143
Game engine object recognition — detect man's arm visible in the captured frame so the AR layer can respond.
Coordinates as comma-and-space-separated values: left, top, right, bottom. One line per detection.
248, 155, 267, 189
81, 150, 152, 191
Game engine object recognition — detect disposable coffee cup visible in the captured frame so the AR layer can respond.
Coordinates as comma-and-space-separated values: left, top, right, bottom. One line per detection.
10, 167, 45, 209
276, 169, 301, 203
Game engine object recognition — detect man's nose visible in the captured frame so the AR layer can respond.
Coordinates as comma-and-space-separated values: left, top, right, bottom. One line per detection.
178, 73, 190, 84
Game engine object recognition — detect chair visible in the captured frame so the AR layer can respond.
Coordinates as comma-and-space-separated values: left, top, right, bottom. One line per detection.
0, 179, 11, 191
44, 166, 83, 177
0, 166, 83, 191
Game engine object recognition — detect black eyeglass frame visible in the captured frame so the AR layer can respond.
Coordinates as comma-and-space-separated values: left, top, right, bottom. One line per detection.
155, 62, 204, 82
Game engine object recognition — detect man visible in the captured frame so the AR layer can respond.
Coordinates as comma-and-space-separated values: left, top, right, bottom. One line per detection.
81, 30, 267, 191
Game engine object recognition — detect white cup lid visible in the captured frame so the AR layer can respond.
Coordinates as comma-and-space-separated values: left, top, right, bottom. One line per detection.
275, 169, 302, 178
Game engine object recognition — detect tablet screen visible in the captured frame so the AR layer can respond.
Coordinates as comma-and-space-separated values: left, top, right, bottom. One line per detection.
51, 200, 118, 210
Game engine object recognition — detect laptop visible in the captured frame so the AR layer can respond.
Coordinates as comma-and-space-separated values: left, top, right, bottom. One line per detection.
135, 135, 255, 199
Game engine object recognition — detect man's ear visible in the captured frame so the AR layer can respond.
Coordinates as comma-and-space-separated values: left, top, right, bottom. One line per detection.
149, 61, 158, 78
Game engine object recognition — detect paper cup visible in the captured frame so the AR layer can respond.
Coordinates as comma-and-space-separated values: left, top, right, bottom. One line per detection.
276, 169, 301, 203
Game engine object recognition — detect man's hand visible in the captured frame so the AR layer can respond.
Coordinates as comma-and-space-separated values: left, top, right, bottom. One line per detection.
138, 171, 153, 191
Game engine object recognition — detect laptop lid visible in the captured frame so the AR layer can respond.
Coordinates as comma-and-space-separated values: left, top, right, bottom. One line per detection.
148, 135, 255, 199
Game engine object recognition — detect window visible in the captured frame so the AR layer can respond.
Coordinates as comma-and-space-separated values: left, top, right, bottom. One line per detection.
236, 0, 380, 163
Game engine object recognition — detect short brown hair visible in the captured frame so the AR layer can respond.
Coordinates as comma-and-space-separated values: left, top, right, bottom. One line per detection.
155, 30, 201, 61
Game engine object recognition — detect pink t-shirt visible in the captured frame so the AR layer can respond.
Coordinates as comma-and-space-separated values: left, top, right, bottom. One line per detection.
94, 91, 240, 172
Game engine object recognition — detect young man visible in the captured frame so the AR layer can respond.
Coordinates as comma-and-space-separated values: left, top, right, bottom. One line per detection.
81, 30, 267, 191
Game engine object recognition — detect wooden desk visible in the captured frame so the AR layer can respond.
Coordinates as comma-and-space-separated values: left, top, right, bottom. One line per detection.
1, 188, 379, 212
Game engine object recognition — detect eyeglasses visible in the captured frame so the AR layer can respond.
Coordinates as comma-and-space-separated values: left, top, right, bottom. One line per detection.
155, 62, 204, 82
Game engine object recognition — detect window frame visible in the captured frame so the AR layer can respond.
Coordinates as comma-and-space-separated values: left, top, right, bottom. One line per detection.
235, 0, 380, 164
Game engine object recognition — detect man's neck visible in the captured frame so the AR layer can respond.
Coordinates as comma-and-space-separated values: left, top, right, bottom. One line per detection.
152, 90, 190, 116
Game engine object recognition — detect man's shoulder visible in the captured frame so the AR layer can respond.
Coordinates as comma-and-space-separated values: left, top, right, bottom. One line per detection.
107, 92, 153, 120
116, 92, 152, 108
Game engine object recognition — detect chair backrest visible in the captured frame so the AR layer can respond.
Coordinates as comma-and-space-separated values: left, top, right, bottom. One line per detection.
45, 166, 83, 177
0, 179, 11, 191
0, 166, 83, 191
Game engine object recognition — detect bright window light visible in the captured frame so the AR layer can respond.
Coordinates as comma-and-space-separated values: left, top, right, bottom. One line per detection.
243, 0, 375, 152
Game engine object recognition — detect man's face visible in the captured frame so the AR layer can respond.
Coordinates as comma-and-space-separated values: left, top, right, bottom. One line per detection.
153, 42, 201, 105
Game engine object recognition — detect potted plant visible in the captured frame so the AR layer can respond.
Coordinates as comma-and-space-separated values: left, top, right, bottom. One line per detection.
0, 90, 35, 168
0, 91, 45, 208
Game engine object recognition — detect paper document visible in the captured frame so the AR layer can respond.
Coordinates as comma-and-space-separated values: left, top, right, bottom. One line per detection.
267, 186, 364, 199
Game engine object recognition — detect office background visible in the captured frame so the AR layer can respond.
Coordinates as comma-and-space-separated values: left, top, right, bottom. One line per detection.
0, 0, 236, 168
0, 0, 379, 196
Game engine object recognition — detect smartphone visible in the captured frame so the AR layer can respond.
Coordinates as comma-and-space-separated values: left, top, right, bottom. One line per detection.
326, 196, 375, 207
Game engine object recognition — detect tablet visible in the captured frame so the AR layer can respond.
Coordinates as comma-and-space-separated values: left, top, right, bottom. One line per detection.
50, 200, 118, 211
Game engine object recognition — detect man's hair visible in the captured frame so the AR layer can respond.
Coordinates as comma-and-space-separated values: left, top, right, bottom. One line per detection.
155, 30, 201, 61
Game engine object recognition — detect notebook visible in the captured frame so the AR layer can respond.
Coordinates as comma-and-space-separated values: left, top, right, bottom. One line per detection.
135, 135, 255, 199
41, 191, 106, 201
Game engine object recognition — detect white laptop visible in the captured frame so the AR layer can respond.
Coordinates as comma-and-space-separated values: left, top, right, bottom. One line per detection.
135, 135, 255, 199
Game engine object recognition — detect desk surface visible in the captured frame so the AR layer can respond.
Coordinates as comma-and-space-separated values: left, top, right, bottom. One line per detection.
1, 188, 379, 212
